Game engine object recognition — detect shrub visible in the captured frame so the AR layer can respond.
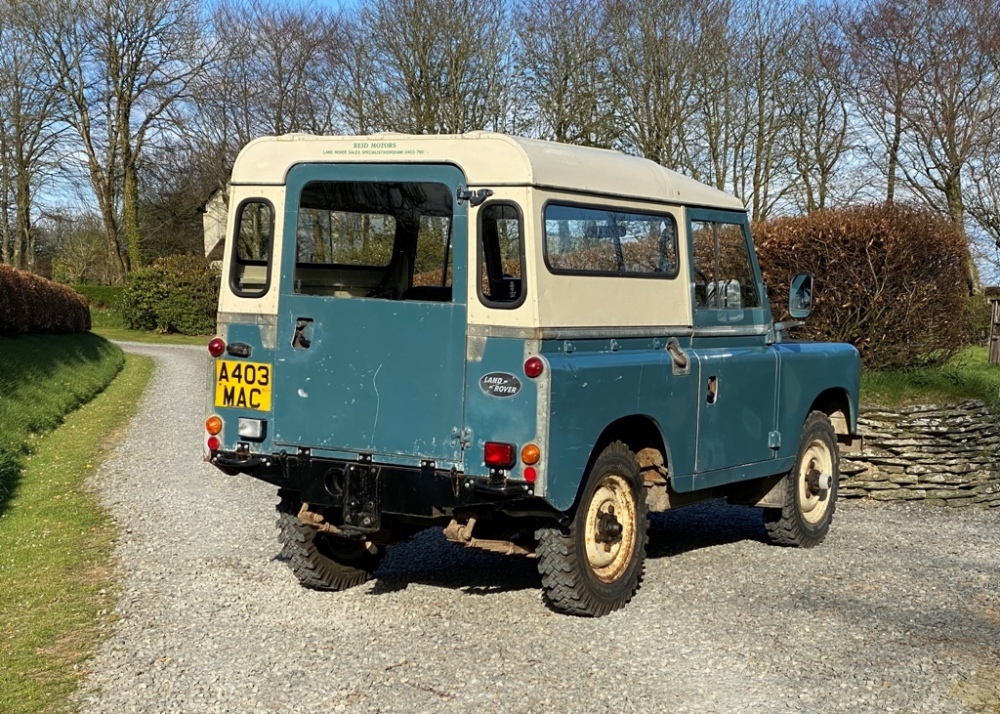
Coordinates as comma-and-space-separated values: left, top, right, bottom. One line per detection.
73, 285, 126, 310
0, 265, 90, 334
754, 204, 970, 370
964, 296, 994, 346
118, 255, 219, 335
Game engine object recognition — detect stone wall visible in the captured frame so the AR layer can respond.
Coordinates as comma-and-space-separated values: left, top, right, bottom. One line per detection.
840, 401, 1000, 507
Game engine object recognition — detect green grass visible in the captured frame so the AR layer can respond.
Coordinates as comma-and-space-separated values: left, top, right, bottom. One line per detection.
0, 342, 154, 714
0, 334, 125, 507
861, 346, 1000, 408
89, 307, 211, 345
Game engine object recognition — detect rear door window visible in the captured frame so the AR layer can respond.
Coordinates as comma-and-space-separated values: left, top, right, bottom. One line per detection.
292, 181, 453, 300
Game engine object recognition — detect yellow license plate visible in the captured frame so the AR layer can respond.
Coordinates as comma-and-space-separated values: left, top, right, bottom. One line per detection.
215, 360, 272, 411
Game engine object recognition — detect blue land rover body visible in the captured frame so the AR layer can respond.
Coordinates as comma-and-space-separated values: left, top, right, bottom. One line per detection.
206, 133, 860, 616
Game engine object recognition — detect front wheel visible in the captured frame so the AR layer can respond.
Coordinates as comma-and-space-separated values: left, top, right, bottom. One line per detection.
536, 441, 648, 616
763, 411, 839, 548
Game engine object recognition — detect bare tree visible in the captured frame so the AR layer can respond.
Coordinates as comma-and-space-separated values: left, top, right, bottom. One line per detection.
688, 0, 740, 190
603, 0, 702, 168
846, 0, 1000, 290
786, 5, 853, 212
515, 0, 617, 147
728, 0, 801, 220
20, 0, 208, 281
0, 0, 62, 270
842, 0, 916, 206
185, 0, 345, 205
898, 0, 1000, 286
346, 0, 516, 135
335, 28, 385, 135
42, 209, 112, 284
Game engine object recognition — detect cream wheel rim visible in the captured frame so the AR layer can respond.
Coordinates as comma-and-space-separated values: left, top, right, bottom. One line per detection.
584, 474, 637, 583
798, 438, 834, 525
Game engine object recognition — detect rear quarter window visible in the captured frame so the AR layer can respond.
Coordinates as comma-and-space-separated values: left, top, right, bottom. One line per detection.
231, 200, 275, 297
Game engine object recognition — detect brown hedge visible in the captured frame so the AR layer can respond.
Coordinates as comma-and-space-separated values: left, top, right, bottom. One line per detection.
0, 265, 91, 334
754, 204, 969, 370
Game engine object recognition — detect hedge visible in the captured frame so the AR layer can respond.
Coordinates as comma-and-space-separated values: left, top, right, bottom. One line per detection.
0, 265, 90, 334
73, 285, 126, 310
754, 204, 970, 370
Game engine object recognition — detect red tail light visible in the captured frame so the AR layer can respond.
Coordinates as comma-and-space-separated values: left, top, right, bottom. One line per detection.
484, 442, 516, 469
524, 356, 543, 378
208, 337, 226, 357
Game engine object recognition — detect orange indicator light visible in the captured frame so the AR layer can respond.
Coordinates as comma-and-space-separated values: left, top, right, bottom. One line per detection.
206, 416, 223, 435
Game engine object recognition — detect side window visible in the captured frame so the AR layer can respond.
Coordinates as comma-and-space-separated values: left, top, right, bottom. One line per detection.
544, 204, 678, 277
479, 203, 525, 306
691, 220, 760, 309
232, 200, 274, 297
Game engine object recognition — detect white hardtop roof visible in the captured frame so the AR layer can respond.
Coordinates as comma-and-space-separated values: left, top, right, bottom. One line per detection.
230, 132, 746, 211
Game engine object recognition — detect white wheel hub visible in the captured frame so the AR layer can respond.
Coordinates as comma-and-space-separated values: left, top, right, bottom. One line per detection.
798, 438, 834, 525
584, 474, 637, 583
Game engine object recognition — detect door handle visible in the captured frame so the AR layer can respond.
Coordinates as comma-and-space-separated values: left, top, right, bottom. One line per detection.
666, 336, 690, 375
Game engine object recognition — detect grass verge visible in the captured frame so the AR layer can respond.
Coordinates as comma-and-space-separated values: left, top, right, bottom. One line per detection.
1, 333, 125, 514
0, 350, 154, 714
861, 346, 1000, 408
89, 307, 210, 345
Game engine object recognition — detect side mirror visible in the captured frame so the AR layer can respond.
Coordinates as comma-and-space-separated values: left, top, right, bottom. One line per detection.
789, 273, 813, 320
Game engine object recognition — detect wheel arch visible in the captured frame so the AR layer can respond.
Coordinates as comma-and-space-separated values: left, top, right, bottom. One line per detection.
808, 387, 853, 439
566, 414, 669, 513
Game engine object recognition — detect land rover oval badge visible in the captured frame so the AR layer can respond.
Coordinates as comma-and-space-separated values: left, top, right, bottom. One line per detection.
480, 372, 522, 398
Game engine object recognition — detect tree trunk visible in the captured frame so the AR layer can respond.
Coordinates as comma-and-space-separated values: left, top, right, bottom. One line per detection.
14, 170, 33, 270
0, 128, 10, 265
886, 105, 902, 206
944, 177, 978, 294
122, 153, 142, 271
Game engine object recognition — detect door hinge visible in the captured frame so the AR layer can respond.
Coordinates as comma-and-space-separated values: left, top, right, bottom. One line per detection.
768, 430, 781, 449
452, 427, 473, 449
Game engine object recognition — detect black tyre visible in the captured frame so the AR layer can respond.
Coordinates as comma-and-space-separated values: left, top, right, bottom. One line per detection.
275, 495, 300, 559
536, 441, 648, 617
275, 497, 383, 590
763, 411, 839, 548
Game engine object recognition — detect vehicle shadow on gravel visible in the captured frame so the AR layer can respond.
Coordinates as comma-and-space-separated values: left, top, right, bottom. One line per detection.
646, 500, 769, 558
365, 528, 542, 597
351, 500, 768, 598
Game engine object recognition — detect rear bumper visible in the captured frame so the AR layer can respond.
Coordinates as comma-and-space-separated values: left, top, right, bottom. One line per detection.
209, 450, 538, 530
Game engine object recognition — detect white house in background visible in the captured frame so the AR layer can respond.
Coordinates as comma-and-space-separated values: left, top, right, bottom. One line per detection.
200, 189, 227, 261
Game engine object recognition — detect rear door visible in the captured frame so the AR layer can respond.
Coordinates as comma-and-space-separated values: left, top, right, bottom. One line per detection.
272, 163, 469, 467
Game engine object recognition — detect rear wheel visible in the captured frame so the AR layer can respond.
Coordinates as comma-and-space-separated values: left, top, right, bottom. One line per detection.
275, 497, 383, 590
763, 411, 839, 548
536, 441, 648, 616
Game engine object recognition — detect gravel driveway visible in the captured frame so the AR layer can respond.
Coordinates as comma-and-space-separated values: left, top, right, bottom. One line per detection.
79, 343, 1000, 714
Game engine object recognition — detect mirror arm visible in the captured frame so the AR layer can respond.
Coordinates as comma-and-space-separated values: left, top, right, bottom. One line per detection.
767, 320, 804, 345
